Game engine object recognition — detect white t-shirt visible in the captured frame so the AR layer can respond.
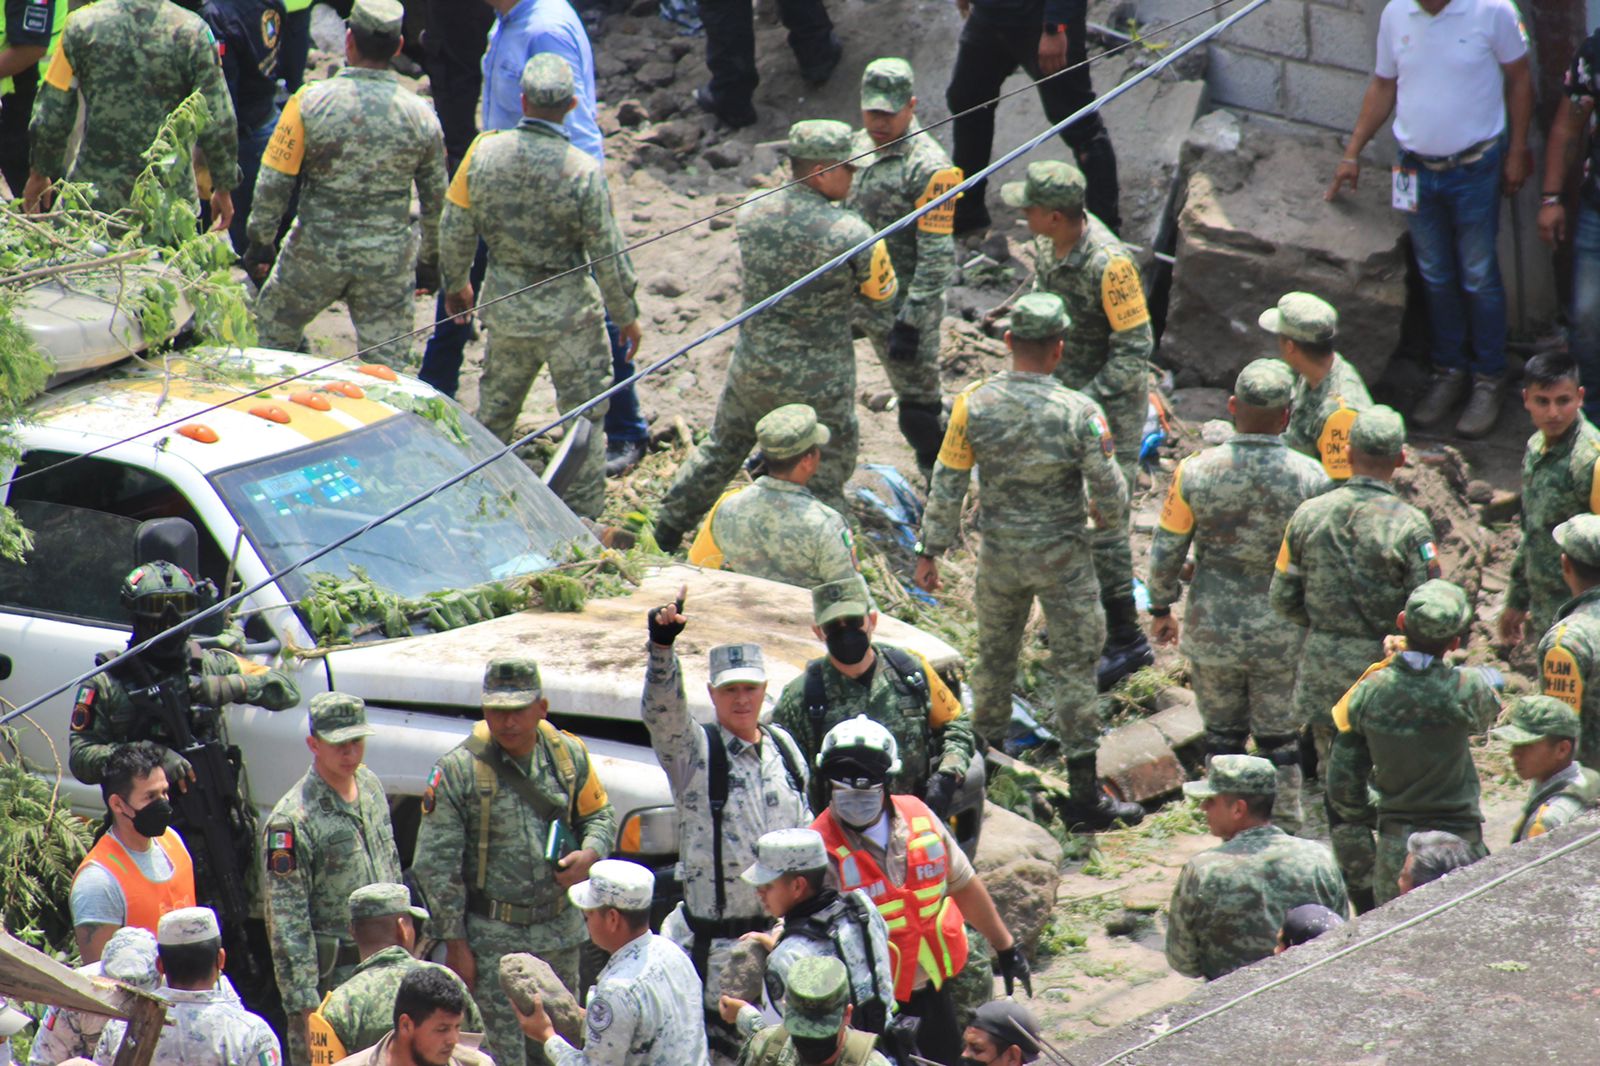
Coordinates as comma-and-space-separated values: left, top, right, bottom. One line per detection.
1374, 0, 1528, 156
69, 833, 178, 927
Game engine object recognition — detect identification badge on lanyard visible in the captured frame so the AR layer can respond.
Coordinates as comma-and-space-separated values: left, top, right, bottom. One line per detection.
1392, 167, 1419, 213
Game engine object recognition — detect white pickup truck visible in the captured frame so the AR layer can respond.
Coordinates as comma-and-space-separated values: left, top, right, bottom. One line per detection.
0, 282, 984, 898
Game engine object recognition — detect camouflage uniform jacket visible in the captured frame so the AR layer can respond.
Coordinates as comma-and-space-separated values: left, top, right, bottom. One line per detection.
700, 477, 858, 589
412, 727, 617, 944
332, 1029, 489, 1066
263, 765, 403, 1013
1511, 761, 1600, 842
543, 932, 710, 1066
1282, 354, 1372, 482
845, 122, 958, 317
440, 118, 638, 336
921, 371, 1128, 553
30, 961, 112, 1066
95, 986, 280, 1066
1028, 216, 1153, 403
28, 0, 238, 209
317, 946, 485, 1056
1539, 586, 1600, 769
1164, 825, 1347, 981
1508, 416, 1600, 633
1147, 433, 1331, 663
738, 1027, 889, 1066
1270, 476, 1440, 639
68, 646, 301, 784
247, 66, 446, 264
1326, 653, 1500, 829
642, 645, 811, 923
731, 183, 895, 391
771, 647, 973, 799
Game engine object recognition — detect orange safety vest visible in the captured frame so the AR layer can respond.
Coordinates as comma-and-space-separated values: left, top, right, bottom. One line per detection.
76, 829, 197, 934
814, 795, 968, 1002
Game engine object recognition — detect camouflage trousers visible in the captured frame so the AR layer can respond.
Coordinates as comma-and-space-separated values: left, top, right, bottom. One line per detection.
1299, 629, 1387, 897
1189, 655, 1304, 833
475, 322, 611, 518
285, 959, 358, 1066
465, 913, 581, 1066
1374, 819, 1486, 907
1091, 388, 1144, 606
255, 233, 419, 369
856, 294, 945, 405
971, 532, 1104, 754
658, 367, 858, 533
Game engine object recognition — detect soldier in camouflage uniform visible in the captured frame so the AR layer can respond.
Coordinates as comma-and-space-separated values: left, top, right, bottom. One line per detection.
846, 58, 963, 477
1147, 359, 1332, 832
914, 293, 1140, 829
30, 928, 158, 1066
737, 957, 891, 1066
687, 404, 859, 589
1537, 514, 1600, 769
1258, 292, 1373, 483
245, 0, 446, 369
412, 658, 617, 1066
1271, 406, 1440, 912
95, 908, 281, 1066
1495, 697, 1600, 844
1003, 161, 1155, 688
1499, 353, 1600, 648
1326, 580, 1500, 907
640, 597, 810, 1051
310, 883, 483, 1064
25, 0, 237, 215
653, 119, 899, 549
264, 694, 403, 1066
439, 53, 641, 519
770, 576, 975, 816
1165, 757, 1347, 982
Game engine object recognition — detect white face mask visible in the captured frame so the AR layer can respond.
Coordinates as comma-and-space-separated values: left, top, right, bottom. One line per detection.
830, 784, 885, 829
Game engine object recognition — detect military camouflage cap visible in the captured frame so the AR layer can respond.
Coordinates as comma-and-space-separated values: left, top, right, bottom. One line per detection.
1493, 695, 1580, 745
1183, 754, 1276, 799
812, 574, 873, 626
1000, 160, 1085, 213
861, 57, 915, 113
741, 827, 828, 885
157, 906, 221, 946
349, 881, 430, 923
788, 119, 854, 163
782, 957, 851, 1039
101, 926, 160, 991
756, 403, 831, 461
1401, 579, 1472, 642
521, 53, 575, 107
309, 691, 375, 744
348, 0, 403, 35
482, 657, 542, 710
1349, 405, 1405, 457
568, 859, 656, 911
710, 642, 766, 688
1234, 358, 1295, 409
1258, 292, 1338, 345
1008, 292, 1070, 341
1554, 513, 1600, 568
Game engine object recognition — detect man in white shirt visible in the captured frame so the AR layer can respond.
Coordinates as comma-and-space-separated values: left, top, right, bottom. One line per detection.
1325, 0, 1533, 440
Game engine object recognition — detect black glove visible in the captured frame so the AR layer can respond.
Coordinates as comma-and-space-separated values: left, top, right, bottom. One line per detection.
923, 771, 959, 818
243, 241, 276, 280
647, 597, 686, 647
997, 945, 1032, 997
887, 320, 921, 363
415, 259, 441, 294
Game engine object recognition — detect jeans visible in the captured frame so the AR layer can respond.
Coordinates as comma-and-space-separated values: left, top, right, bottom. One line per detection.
604, 317, 649, 443
698, 0, 833, 107
1571, 202, 1600, 418
226, 112, 278, 254
280, 6, 312, 94
1403, 138, 1508, 378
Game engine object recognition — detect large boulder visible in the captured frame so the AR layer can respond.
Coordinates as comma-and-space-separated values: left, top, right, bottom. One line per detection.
1161, 111, 1408, 389
975, 802, 1062, 958
975, 801, 1063, 872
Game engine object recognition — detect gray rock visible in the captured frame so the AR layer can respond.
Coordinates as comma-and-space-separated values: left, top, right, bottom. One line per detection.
649, 274, 688, 298
635, 59, 678, 89
722, 938, 769, 1004
981, 857, 1060, 959
499, 953, 584, 1046
975, 801, 1063, 872
704, 144, 744, 170
616, 99, 651, 128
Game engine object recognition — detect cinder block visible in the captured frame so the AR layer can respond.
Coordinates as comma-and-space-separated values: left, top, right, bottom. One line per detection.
1283, 60, 1372, 129
1215, 1, 1309, 60
1207, 45, 1284, 114
1309, 5, 1376, 72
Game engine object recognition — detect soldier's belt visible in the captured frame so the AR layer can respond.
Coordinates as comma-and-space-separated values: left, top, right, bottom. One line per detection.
466, 891, 566, 926
683, 910, 771, 940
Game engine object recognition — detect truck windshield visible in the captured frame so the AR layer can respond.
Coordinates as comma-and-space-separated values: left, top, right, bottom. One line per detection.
210, 411, 597, 604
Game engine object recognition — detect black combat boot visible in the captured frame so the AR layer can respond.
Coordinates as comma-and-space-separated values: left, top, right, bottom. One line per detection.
1059, 754, 1145, 830
1097, 594, 1154, 692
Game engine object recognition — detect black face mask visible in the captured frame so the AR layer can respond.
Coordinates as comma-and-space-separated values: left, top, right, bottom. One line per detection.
824, 625, 871, 666
130, 797, 174, 838
790, 1033, 841, 1065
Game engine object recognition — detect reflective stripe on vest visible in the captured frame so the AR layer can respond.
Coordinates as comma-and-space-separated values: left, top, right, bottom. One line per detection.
815, 795, 969, 1001
76, 829, 197, 934
0, 0, 67, 96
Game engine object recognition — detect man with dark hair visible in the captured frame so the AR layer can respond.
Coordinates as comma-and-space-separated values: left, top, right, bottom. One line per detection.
1275, 904, 1345, 953
1165, 756, 1346, 981
960, 1000, 1042, 1065
1258, 291, 1373, 483
331, 966, 488, 1066
1499, 353, 1600, 649
1537, 514, 1600, 770
1495, 696, 1600, 844
1396, 830, 1478, 895
70, 742, 196, 964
